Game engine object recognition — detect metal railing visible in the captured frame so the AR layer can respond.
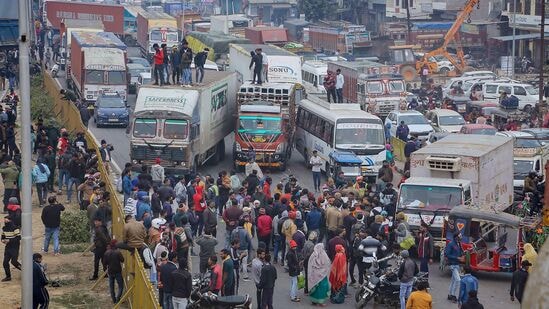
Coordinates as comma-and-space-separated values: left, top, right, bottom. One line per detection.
43, 74, 160, 309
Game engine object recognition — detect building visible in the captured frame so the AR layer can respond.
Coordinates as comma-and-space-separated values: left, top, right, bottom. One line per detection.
244, 0, 298, 25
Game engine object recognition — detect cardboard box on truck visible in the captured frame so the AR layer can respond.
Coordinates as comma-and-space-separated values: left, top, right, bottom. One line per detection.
398, 134, 514, 229
229, 43, 302, 84
45, 1, 124, 34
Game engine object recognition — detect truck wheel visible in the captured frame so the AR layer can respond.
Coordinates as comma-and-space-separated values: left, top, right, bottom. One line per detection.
218, 141, 226, 161
279, 159, 287, 171
304, 150, 312, 169
439, 67, 450, 76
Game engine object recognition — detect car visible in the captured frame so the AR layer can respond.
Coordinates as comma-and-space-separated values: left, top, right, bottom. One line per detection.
136, 72, 152, 94
459, 124, 497, 135
128, 57, 151, 68
482, 82, 541, 111
496, 131, 542, 148
425, 108, 465, 133
522, 128, 549, 145
385, 110, 434, 141
94, 93, 130, 128
127, 63, 150, 94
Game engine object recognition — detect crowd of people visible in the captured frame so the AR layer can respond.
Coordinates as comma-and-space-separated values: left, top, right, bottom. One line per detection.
152, 40, 210, 87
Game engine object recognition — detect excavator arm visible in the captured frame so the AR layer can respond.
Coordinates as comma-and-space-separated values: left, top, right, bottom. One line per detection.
418, 0, 480, 74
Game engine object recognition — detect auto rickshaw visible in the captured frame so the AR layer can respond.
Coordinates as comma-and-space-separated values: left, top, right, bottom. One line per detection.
442, 94, 469, 114
328, 150, 363, 184
441, 206, 540, 273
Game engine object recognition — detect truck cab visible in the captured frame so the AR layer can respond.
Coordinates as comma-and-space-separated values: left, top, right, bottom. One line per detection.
357, 73, 407, 118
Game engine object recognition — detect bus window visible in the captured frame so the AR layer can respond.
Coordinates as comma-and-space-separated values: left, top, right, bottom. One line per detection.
313, 75, 318, 87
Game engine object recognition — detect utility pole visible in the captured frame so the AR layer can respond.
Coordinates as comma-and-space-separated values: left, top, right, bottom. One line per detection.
405, 0, 412, 44
539, 0, 545, 108
18, 0, 33, 307
511, 0, 517, 78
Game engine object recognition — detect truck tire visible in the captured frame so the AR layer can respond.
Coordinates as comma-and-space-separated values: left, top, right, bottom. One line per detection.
304, 149, 312, 169
218, 141, 226, 161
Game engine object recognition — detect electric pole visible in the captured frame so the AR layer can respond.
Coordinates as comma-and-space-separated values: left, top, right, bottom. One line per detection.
405, 0, 412, 44
539, 0, 545, 108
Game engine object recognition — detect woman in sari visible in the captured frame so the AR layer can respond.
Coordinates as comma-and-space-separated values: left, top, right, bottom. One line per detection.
308, 243, 331, 306
329, 244, 348, 303
523, 243, 538, 273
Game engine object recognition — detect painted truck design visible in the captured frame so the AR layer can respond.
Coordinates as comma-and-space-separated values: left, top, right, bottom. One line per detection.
69, 32, 128, 102
137, 11, 178, 59
397, 134, 514, 232
130, 71, 238, 176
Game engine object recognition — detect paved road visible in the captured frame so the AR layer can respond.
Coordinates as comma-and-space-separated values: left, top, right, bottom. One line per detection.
55, 48, 519, 308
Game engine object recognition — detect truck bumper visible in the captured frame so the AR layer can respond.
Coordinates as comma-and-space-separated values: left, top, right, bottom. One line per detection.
234, 151, 285, 167
131, 163, 191, 178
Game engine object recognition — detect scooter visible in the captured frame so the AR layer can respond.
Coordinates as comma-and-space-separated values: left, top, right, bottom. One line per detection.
188, 276, 252, 309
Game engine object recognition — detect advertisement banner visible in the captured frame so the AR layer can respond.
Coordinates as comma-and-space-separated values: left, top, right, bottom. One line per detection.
267, 55, 302, 84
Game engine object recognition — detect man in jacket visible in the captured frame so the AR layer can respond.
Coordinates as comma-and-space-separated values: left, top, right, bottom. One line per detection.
231, 220, 252, 280
325, 201, 342, 241
0, 160, 19, 212
121, 215, 147, 252
257, 207, 272, 253
221, 248, 235, 296
1, 215, 20, 281
222, 200, 243, 249
91, 217, 110, 281
445, 232, 463, 303
150, 158, 165, 187
207, 255, 222, 294
171, 45, 181, 84
327, 227, 346, 261
249, 49, 263, 84
396, 121, 410, 141
417, 222, 434, 275
170, 259, 192, 308
194, 48, 209, 84
252, 248, 266, 309
180, 42, 193, 86
152, 43, 164, 85
286, 240, 300, 302
510, 260, 530, 304
159, 252, 178, 309
161, 44, 171, 85
258, 253, 277, 309
398, 250, 418, 309
103, 240, 124, 304
377, 160, 393, 192
323, 71, 336, 103
462, 290, 484, 309
458, 266, 479, 306
41, 196, 65, 255
195, 228, 218, 274
33, 253, 49, 308
203, 201, 218, 237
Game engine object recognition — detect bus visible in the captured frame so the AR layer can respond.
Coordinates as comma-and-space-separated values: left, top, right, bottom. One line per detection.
295, 95, 387, 182
302, 60, 327, 94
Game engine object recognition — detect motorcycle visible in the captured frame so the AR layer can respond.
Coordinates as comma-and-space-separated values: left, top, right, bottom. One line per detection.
355, 254, 428, 309
51, 62, 60, 78
188, 276, 252, 309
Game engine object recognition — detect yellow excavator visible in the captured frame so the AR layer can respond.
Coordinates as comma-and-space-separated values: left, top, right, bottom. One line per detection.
416, 0, 480, 75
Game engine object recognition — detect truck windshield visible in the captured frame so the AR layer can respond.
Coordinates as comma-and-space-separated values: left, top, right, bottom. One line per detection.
164, 119, 188, 139
133, 118, 156, 138
238, 116, 282, 134
166, 32, 178, 42
388, 80, 405, 93
335, 121, 385, 146
150, 30, 162, 41
85, 70, 104, 84
366, 81, 383, 94
514, 160, 534, 178
399, 184, 463, 211
108, 71, 126, 85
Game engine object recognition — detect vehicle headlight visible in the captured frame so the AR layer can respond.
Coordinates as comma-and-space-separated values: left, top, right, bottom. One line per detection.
121, 112, 129, 117
181, 162, 186, 166
235, 143, 242, 152
275, 143, 284, 153
98, 111, 105, 116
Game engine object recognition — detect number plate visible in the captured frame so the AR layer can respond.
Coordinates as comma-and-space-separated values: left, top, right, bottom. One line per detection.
108, 118, 118, 122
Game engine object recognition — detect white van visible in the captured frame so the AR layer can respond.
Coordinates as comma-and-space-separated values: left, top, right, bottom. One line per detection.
483, 82, 541, 111
442, 76, 496, 98
302, 60, 327, 94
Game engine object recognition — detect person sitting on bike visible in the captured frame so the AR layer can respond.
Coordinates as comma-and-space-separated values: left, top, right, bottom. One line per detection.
358, 233, 387, 271
407, 98, 419, 110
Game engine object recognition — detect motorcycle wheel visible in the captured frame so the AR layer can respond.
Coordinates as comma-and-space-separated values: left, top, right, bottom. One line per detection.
355, 287, 364, 303
356, 299, 367, 309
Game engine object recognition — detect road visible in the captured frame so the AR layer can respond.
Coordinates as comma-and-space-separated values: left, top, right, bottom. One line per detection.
55, 48, 519, 308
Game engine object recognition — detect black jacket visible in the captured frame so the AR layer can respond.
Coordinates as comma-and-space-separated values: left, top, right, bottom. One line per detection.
258, 263, 277, 289
102, 248, 124, 275
510, 268, 528, 301
244, 174, 260, 196
41, 203, 65, 228
461, 296, 484, 309
194, 51, 207, 67
286, 249, 300, 277
160, 262, 178, 293
68, 159, 85, 179
170, 268, 192, 298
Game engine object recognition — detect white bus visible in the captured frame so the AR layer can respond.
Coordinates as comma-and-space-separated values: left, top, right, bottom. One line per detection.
295, 95, 387, 182
302, 60, 327, 94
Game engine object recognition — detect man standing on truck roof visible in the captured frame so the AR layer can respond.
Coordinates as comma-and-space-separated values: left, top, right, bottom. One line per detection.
260, 48, 269, 83
323, 71, 336, 103
194, 48, 209, 84
335, 69, 344, 103
153, 43, 165, 86
180, 41, 193, 87
161, 44, 171, 85
249, 49, 263, 85
171, 45, 181, 85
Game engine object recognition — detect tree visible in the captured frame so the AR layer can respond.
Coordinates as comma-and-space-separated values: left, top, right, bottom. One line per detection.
301, 0, 332, 22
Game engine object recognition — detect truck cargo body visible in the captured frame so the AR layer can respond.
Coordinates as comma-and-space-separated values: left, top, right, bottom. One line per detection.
229, 43, 302, 84
245, 27, 288, 45
137, 11, 178, 58
0, 19, 18, 63
62, 25, 104, 68
327, 61, 369, 103
397, 135, 514, 232
130, 71, 238, 176
233, 82, 297, 170
70, 32, 128, 102
45, 1, 124, 33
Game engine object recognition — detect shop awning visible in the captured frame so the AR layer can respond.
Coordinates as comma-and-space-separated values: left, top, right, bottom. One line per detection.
491, 33, 544, 41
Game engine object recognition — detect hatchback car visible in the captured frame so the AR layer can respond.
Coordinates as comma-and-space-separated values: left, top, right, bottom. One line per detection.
94, 93, 130, 127
385, 110, 434, 141
425, 109, 465, 133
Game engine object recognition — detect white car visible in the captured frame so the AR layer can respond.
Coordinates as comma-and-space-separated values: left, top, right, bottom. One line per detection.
425, 109, 465, 133
385, 110, 434, 141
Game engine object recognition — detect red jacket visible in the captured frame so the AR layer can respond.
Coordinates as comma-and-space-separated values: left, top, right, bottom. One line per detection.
193, 187, 206, 212
153, 49, 164, 65
256, 214, 273, 237
210, 264, 222, 291
263, 182, 271, 199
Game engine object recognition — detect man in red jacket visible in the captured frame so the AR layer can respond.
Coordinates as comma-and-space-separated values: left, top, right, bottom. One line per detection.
193, 186, 207, 235
257, 207, 272, 253
152, 43, 165, 86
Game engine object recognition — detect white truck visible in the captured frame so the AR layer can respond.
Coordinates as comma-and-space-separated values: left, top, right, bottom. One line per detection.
397, 134, 514, 233
229, 43, 302, 84
513, 147, 549, 191
130, 71, 238, 177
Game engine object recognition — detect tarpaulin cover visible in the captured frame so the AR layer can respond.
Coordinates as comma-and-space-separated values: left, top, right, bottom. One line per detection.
186, 31, 249, 55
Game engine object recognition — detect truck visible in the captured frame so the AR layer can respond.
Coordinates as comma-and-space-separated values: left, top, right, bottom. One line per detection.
44, 0, 124, 34
244, 27, 288, 45
397, 134, 514, 236
229, 43, 302, 84
356, 70, 407, 118
233, 82, 299, 171
513, 147, 549, 191
60, 21, 104, 71
0, 18, 18, 65
130, 71, 238, 177
69, 32, 128, 102
137, 11, 178, 59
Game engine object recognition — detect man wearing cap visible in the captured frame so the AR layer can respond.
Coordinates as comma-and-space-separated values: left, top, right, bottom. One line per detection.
1, 215, 20, 281
309, 150, 323, 192
398, 250, 418, 309
511, 260, 531, 304
151, 158, 165, 187
103, 239, 124, 304
286, 239, 301, 302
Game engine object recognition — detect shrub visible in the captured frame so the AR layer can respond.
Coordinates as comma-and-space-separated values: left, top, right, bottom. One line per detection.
60, 210, 90, 244
30, 76, 59, 128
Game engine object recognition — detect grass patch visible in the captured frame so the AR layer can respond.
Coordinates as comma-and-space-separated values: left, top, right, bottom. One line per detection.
51, 292, 99, 308
59, 242, 90, 254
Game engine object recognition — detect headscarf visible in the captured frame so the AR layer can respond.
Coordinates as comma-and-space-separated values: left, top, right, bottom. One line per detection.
523, 243, 538, 273
329, 244, 347, 291
308, 243, 332, 289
